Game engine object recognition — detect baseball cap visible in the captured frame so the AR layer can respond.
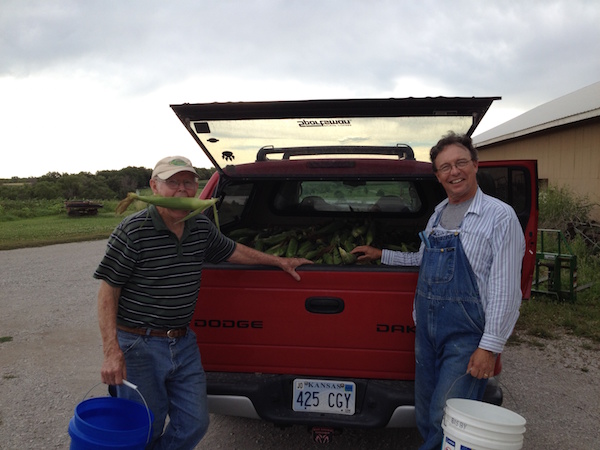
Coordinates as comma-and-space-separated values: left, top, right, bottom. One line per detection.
152, 156, 198, 179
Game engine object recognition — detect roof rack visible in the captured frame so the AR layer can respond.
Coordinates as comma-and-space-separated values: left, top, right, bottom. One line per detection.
256, 145, 415, 161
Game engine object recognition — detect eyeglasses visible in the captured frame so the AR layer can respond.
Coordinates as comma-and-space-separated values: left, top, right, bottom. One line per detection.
435, 159, 472, 174
157, 178, 198, 190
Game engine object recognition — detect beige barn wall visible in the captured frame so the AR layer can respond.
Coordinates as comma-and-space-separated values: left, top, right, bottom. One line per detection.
476, 118, 600, 221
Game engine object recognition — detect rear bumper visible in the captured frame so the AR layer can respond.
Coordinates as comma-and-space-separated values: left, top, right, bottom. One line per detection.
206, 372, 502, 429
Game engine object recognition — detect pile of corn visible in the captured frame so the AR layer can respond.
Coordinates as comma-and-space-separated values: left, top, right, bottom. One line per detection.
227, 220, 419, 264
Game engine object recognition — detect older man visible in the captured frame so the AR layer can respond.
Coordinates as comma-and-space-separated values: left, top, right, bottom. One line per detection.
352, 133, 525, 450
95, 156, 311, 449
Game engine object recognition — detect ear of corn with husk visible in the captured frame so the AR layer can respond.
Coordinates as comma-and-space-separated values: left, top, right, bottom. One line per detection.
116, 192, 220, 227
223, 219, 419, 265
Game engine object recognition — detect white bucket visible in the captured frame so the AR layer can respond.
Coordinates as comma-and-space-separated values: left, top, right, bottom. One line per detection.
442, 398, 526, 450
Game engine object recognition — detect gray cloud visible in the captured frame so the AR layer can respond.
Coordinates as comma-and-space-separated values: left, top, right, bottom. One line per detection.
3, 0, 598, 101
1, 0, 598, 177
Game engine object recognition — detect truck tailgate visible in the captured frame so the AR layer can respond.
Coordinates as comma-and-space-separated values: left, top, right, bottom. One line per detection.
192, 265, 418, 380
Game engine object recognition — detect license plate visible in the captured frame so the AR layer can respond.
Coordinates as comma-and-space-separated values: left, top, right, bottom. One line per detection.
292, 379, 356, 415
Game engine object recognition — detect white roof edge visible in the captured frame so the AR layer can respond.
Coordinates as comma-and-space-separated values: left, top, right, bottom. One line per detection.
473, 81, 600, 146
475, 108, 600, 146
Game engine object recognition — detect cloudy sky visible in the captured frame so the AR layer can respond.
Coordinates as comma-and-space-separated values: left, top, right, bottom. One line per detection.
1, 0, 599, 178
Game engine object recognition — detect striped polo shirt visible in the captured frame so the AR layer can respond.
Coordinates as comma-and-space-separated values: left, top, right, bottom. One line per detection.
94, 205, 236, 329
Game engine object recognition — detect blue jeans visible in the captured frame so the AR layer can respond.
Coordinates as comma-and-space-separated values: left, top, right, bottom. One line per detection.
116, 328, 209, 450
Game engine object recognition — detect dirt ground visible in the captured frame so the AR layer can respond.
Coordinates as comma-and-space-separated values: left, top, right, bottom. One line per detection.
1, 239, 599, 449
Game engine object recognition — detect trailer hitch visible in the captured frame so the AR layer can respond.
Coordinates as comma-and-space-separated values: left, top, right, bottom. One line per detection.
311, 426, 340, 444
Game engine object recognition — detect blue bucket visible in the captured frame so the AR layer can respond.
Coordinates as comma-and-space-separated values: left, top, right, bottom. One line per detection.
69, 382, 153, 449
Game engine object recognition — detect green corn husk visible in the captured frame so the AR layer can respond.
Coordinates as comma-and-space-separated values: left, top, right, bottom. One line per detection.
297, 240, 316, 257
265, 241, 288, 256
256, 231, 293, 246
304, 247, 323, 260
332, 247, 342, 265
116, 192, 220, 227
351, 223, 368, 238
338, 247, 358, 265
365, 221, 376, 246
285, 237, 299, 258
322, 252, 334, 265
342, 237, 355, 253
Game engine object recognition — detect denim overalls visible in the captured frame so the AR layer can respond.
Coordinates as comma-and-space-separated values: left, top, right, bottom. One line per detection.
414, 212, 488, 450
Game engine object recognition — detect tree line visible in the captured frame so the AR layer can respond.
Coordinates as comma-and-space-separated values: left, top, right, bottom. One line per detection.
0, 166, 216, 201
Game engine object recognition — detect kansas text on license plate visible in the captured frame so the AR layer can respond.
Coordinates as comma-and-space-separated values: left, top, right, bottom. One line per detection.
292, 379, 356, 415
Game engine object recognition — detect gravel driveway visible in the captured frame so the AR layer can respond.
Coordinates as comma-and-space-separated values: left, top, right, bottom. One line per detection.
1, 240, 599, 449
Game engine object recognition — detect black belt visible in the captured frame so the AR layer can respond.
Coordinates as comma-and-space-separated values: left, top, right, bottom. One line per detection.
117, 324, 188, 338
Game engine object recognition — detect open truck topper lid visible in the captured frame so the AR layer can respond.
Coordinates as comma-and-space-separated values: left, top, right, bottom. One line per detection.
170, 97, 499, 173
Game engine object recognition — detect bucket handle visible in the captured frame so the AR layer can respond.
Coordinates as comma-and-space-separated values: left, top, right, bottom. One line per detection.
83, 380, 153, 445
443, 372, 470, 406
443, 372, 522, 415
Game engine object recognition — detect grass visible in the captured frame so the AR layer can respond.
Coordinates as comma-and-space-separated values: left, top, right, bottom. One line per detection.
0, 209, 125, 250
0, 186, 211, 250
516, 290, 600, 344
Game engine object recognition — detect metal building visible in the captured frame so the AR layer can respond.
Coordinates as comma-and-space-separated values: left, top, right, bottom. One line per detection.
473, 81, 600, 220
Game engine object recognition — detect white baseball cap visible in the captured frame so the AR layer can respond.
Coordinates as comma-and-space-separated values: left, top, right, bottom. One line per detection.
152, 156, 198, 179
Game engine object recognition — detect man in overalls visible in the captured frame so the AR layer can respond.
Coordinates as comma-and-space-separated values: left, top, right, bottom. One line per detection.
352, 132, 525, 450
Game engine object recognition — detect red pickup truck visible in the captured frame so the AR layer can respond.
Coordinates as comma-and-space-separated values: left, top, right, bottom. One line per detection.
171, 98, 538, 441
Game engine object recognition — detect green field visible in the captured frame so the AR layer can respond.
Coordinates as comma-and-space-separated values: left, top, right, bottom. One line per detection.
0, 213, 124, 250
0, 194, 164, 250
0, 186, 207, 250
